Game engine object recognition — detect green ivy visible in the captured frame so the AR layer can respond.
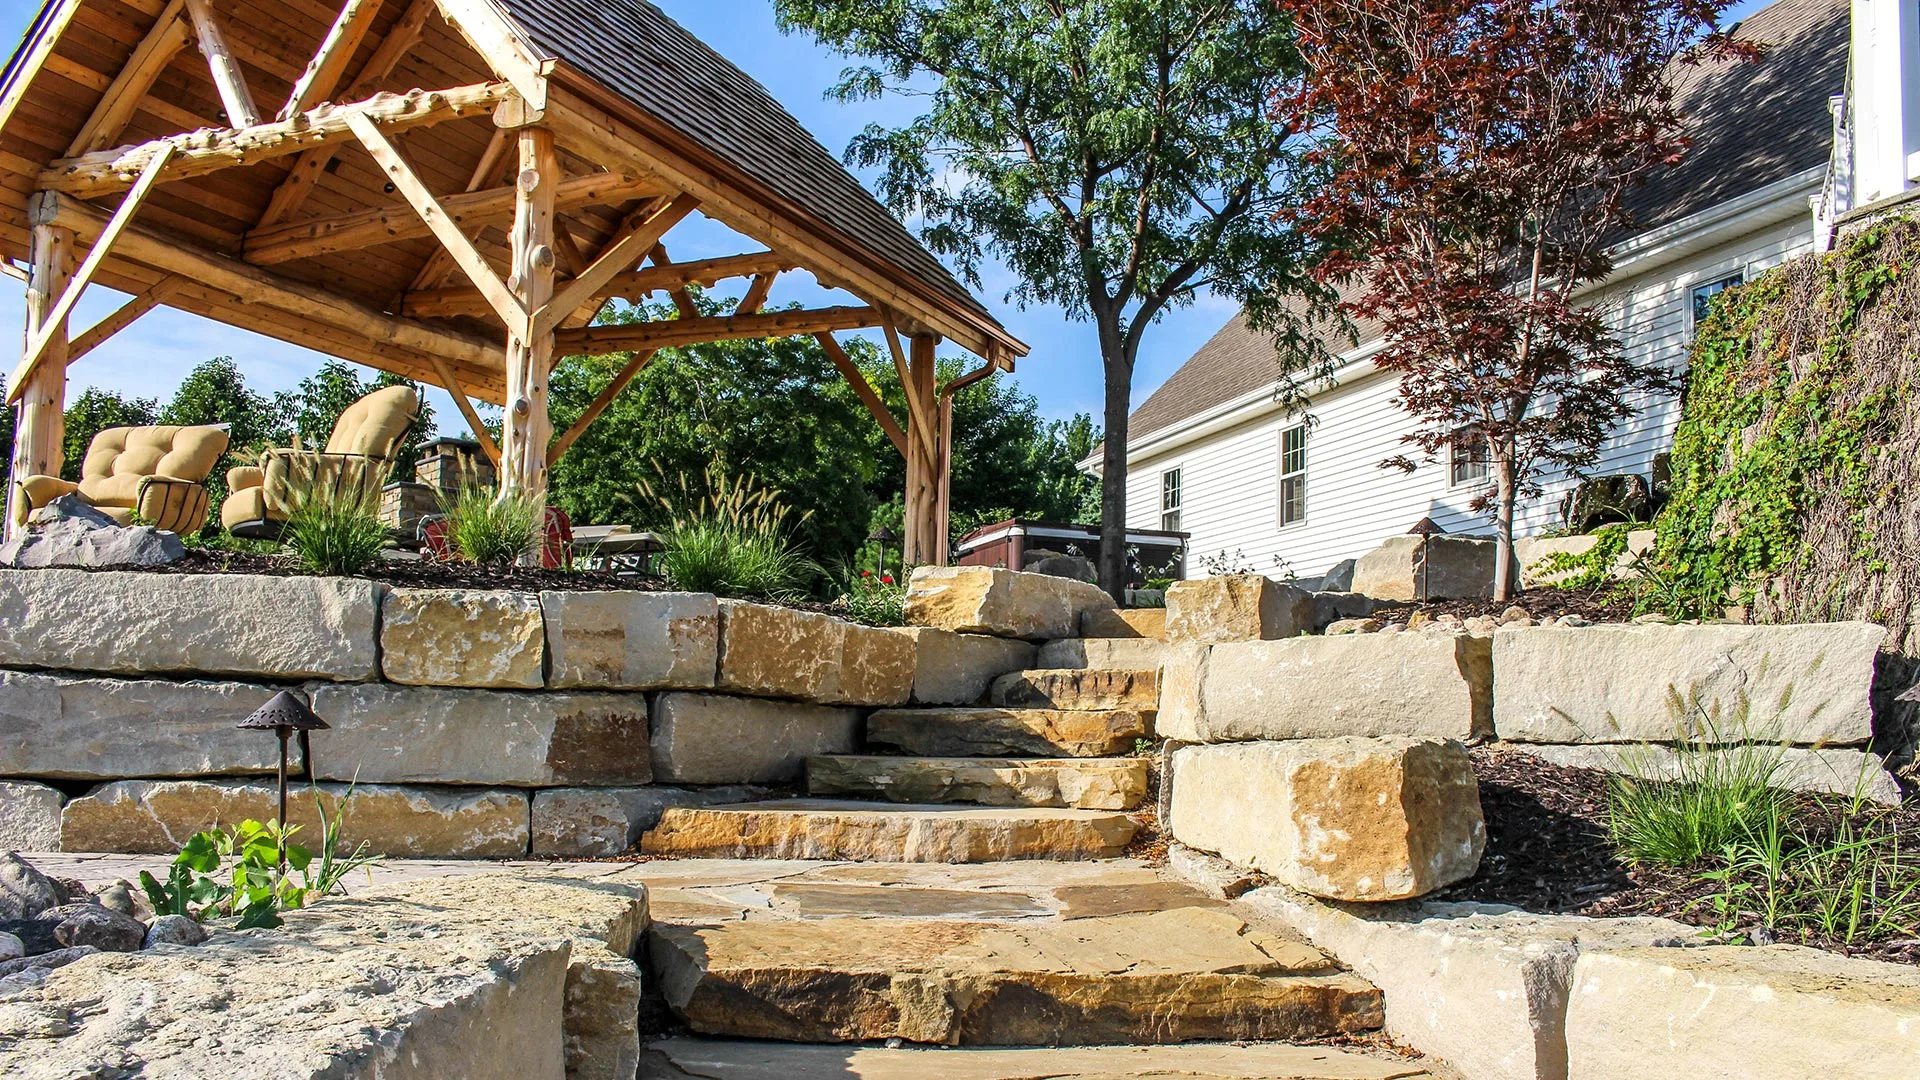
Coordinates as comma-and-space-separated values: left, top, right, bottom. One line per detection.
1531, 522, 1635, 590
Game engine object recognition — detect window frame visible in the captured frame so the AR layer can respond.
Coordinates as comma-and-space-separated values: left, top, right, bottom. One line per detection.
1449, 426, 1491, 488
1690, 271, 1745, 330
1160, 468, 1182, 533
1278, 423, 1308, 528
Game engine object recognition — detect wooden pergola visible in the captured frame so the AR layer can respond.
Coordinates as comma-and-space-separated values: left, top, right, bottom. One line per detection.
0, 0, 1025, 562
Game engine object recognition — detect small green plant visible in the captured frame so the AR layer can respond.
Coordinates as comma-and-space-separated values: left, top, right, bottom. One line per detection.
836, 569, 907, 626
1133, 737, 1156, 756
281, 451, 386, 576
1604, 695, 1789, 868
643, 471, 815, 598
441, 483, 543, 566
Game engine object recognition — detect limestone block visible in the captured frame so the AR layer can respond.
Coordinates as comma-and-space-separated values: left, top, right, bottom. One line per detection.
61, 779, 532, 857
1079, 607, 1167, 640
1165, 575, 1315, 644
0, 569, 379, 680
1351, 535, 1496, 602
310, 684, 652, 787
865, 707, 1148, 758
0, 671, 284, 779
531, 785, 767, 857
1170, 738, 1485, 901
905, 565, 1116, 640
990, 668, 1160, 711
380, 588, 545, 688
717, 602, 913, 706
642, 799, 1138, 863
807, 756, 1149, 810
1507, 743, 1902, 805
0, 782, 62, 851
1564, 945, 1920, 1080
1311, 591, 1379, 631
1492, 622, 1882, 745
1514, 529, 1656, 588
644, 1038, 1435, 1079
1157, 632, 1491, 743
1035, 637, 1166, 670
893, 627, 1036, 705
1244, 888, 1693, 1080
650, 692, 859, 783
543, 590, 718, 690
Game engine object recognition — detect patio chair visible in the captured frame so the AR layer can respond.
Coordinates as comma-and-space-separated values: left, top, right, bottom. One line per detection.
221, 385, 420, 539
15, 424, 231, 534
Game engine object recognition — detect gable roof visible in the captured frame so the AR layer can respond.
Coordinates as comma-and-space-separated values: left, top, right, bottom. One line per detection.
1126, 0, 1847, 446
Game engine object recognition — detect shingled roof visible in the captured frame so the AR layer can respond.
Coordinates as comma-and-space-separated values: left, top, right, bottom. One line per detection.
1126, 0, 1846, 445
502, 0, 1001, 334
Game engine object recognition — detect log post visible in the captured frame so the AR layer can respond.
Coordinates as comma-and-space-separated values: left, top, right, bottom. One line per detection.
498, 125, 557, 509
902, 332, 950, 567
7, 223, 74, 535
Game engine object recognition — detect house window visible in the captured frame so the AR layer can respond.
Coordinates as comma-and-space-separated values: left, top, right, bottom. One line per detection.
1279, 424, 1308, 526
1160, 469, 1182, 532
1691, 272, 1743, 326
1450, 427, 1490, 486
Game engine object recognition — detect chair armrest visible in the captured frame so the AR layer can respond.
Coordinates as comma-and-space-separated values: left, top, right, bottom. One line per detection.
17, 475, 79, 509
227, 465, 265, 491
135, 476, 212, 535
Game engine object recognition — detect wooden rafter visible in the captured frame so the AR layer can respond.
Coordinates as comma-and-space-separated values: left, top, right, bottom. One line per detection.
245, 170, 654, 265
737, 271, 776, 315
256, 0, 439, 228
406, 126, 512, 291
432, 0, 550, 111
66, 0, 190, 156
182, 0, 261, 128
548, 350, 655, 464
538, 194, 698, 337
818, 332, 907, 457
647, 242, 702, 318
41, 81, 515, 199
430, 356, 501, 466
550, 219, 588, 277
554, 305, 881, 357
67, 277, 188, 367
280, 0, 386, 121
402, 250, 797, 319
10, 147, 175, 401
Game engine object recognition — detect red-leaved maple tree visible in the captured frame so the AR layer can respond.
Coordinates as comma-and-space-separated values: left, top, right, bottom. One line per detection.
1275, 0, 1758, 598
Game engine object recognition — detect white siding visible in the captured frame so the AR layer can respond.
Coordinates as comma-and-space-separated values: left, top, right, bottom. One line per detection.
1126, 217, 1816, 581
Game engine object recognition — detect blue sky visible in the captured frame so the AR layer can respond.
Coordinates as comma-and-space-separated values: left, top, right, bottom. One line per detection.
0, 0, 1778, 434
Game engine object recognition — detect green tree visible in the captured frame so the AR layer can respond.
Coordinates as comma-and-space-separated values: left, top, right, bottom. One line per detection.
273, 360, 435, 480
61, 388, 159, 480
776, 0, 1330, 597
160, 357, 288, 454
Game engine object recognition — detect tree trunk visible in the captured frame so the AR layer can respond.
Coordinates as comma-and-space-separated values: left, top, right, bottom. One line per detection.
1097, 349, 1132, 602
1492, 452, 1518, 602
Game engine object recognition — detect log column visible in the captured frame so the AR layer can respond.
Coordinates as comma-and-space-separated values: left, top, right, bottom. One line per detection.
498, 125, 557, 506
902, 332, 950, 567
7, 222, 74, 535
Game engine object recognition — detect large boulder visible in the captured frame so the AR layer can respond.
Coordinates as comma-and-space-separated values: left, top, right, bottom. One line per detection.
0, 671, 283, 779
0, 853, 60, 921
905, 566, 1115, 640
1565, 945, 1920, 1080
893, 627, 1036, 705
1156, 632, 1491, 743
717, 601, 914, 706
1165, 575, 1314, 643
1492, 622, 1882, 745
310, 684, 652, 787
531, 785, 767, 857
542, 590, 719, 690
1169, 738, 1485, 901
0, 569, 379, 680
1350, 535, 1496, 602
60, 779, 531, 858
0, 496, 184, 568
1036, 637, 1166, 670
1079, 607, 1167, 640
650, 692, 859, 783
0, 782, 63, 852
380, 589, 546, 688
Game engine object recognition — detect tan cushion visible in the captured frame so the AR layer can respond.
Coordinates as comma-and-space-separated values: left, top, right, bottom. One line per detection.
82, 426, 230, 492
78, 473, 144, 506
220, 484, 269, 531
227, 465, 265, 491
18, 475, 78, 509
325, 385, 418, 458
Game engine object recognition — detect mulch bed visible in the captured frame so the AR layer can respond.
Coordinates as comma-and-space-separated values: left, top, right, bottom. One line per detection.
1436, 748, 1920, 966
1370, 585, 1638, 625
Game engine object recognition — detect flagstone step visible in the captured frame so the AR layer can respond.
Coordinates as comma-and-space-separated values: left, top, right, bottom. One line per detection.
806, 755, 1149, 810
987, 667, 1160, 711
639, 799, 1137, 862
647, 905, 1386, 1046
864, 707, 1150, 757
642, 1037, 1434, 1079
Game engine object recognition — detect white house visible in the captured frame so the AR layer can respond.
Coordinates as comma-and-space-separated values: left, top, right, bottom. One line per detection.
1111, 0, 1906, 585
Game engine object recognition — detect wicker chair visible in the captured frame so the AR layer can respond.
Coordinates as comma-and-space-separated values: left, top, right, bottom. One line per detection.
220, 385, 420, 538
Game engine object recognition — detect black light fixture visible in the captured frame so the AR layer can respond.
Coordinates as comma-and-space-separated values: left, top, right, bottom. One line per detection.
1407, 517, 1445, 602
868, 525, 899, 581
237, 691, 330, 868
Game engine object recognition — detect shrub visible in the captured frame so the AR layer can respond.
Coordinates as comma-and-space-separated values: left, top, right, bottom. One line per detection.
441, 484, 543, 566
836, 569, 906, 626
281, 452, 386, 576
644, 471, 815, 599
1606, 740, 1787, 868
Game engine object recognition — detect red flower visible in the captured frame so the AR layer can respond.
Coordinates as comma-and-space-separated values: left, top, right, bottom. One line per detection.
881, 575, 895, 585
861, 570, 872, 577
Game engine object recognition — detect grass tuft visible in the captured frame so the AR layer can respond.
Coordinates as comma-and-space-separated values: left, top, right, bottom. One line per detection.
441, 484, 543, 566
281, 452, 386, 577
641, 470, 814, 599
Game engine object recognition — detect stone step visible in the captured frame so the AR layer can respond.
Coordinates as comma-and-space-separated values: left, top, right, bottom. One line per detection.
1036, 636, 1166, 671
643, 1037, 1434, 1078
648, 905, 1385, 1045
806, 755, 1149, 810
639, 799, 1137, 862
987, 667, 1160, 710
865, 707, 1149, 758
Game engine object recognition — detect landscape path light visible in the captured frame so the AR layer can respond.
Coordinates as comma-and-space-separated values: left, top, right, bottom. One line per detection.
868, 525, 899, 581
237, 690, 330, 870
1407, 516, 1445, 602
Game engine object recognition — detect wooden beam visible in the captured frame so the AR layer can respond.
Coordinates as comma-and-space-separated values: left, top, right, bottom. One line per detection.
902, 332, 947, 565
407, 126, 514, 292
10, 147, 175, 402
538, 195, 698, 337
245, 170, 653, 265
817, 332, 907, 458
402, 250, 796, 319
0, 0, 85, 139
67, 278, 186, 366
67, 0, 190, 156
347, 111, 524, 338
430, 356, 501, 466
548, 349, 655, 464
433, 0, 550, 111
280, 0, 385, 121
555, 305, 882, 357
183, 0, 261, 128
7, 224, 74, 534
648, 243, 701, 319
499, 127, 559, 503
256, 0, 438, 227
38, 194, 502, 373
737, 271, 776, 315
41, 81, 515, 200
